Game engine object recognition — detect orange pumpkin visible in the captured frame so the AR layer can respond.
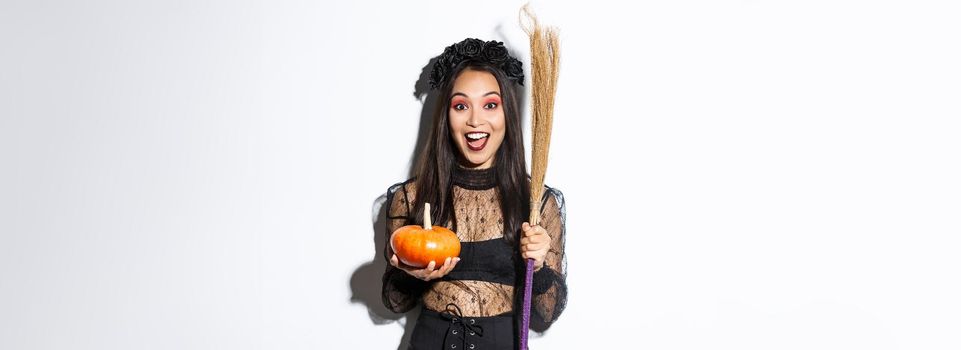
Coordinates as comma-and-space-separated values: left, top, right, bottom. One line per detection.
391, 202, 461, 268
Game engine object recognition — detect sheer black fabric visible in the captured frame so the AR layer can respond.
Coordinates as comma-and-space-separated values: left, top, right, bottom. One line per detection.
381, 166, 568, 330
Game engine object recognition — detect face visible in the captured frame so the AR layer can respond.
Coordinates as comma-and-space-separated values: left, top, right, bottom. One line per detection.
448, 69, 506, 169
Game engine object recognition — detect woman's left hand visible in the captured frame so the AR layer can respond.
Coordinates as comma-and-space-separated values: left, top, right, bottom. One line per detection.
520, 222, 551, 271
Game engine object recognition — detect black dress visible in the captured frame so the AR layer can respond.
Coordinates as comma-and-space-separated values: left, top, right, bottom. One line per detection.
382, 166, 568, 350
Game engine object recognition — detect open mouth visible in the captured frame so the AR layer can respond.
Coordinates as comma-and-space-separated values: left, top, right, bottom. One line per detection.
465, 132, 490, 151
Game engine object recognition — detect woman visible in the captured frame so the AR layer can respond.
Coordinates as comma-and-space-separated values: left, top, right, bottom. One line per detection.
382, 38, 567, 349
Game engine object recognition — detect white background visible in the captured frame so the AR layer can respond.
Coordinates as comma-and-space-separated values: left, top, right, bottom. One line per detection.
2, 1, 959, 349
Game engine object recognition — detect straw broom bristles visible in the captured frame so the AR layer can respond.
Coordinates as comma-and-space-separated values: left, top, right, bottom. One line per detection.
521, 3, 561, 226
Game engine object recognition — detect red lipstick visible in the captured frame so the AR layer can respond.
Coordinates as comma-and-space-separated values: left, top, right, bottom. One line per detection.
465, 132, 490, 151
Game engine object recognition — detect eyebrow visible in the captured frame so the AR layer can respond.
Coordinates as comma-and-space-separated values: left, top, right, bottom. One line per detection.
450, 91, 501, 100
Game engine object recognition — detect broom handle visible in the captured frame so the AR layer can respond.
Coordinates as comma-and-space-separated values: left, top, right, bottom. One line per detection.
520, 258, 534, 349
520, 202, 542, 350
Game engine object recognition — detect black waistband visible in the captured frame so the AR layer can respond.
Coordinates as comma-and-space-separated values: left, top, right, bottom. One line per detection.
421, 305, 514, 319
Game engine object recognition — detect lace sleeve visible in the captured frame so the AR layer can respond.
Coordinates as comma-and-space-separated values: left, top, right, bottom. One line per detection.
381, 181, 429, 313
529, 186, 568, 331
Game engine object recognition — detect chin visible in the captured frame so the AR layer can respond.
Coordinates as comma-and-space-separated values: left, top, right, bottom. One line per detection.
461, 152, 493, 167
467, 158, 491, 167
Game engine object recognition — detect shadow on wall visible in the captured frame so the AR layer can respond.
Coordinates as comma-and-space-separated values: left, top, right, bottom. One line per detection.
348, 56, 438, 350
348, 193, 420, 350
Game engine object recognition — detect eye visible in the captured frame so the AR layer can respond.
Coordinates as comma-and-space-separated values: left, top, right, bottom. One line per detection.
484, 102, 498, 109
452, 103, 468, 111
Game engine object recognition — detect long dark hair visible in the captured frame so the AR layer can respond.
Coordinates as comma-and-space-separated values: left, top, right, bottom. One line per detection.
411, 59, 530, 244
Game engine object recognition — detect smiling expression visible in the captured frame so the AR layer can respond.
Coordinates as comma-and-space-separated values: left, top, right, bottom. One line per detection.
448, 69, 506, 169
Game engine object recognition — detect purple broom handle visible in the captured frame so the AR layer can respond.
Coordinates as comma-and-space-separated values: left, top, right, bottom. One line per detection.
519, 258, 534, 349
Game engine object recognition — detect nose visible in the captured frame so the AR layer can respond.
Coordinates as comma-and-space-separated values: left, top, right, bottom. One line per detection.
466, 109, 482, 127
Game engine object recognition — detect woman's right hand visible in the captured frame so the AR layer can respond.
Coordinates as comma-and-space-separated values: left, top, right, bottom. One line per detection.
390, 254, 460, 281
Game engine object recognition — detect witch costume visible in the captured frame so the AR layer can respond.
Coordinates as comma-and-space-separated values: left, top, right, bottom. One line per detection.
381, 37, 568, 350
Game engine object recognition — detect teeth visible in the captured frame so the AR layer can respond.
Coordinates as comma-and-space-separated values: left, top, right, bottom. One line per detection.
466, 133, 489, 140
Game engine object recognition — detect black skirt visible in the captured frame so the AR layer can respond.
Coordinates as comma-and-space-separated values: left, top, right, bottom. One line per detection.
409, 304, 517, 350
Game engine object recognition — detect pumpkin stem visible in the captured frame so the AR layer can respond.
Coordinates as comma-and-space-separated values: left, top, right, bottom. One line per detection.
423, 202, 432, 230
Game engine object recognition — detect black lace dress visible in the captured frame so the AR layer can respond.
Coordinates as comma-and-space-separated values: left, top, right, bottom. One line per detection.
382, 166, 567, 349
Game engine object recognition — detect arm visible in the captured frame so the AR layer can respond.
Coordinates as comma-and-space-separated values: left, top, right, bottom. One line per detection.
381, 181, 429, 313
529, 187, 568, 331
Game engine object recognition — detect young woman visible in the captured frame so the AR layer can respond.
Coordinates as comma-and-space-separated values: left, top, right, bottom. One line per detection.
382, 38, 567, 349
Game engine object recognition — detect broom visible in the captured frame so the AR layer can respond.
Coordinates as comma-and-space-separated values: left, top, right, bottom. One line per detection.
519, 4, 560, 349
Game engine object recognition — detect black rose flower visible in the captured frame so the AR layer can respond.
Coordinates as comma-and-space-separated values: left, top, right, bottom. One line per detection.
440, 51, 462, 70
454, 38, 484, 57
443, 45, 455, 55
482, 41, 509, 63
428, 63, 446, 89
504, 58, 524, 84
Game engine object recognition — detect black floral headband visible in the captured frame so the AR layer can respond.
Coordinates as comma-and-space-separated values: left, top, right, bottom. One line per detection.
428, 38, 525, 90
